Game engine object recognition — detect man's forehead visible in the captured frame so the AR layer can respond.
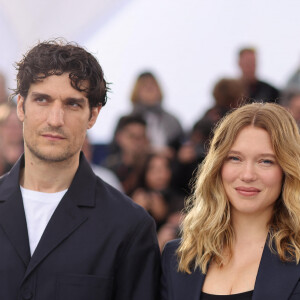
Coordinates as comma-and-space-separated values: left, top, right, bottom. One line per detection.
33, 72, 88, 86
27, 73, 89, 98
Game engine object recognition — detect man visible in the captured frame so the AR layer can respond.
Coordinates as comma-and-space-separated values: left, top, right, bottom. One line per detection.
238, 47, 280, 103
0, 40, 160, 299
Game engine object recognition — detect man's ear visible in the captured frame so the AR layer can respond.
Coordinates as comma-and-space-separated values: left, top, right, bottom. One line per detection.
17, 95, 25, 122
87, 105, 101, 129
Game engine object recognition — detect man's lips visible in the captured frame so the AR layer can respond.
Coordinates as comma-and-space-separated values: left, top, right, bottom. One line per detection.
42, 133, 66, 140
235, 186, 260, 196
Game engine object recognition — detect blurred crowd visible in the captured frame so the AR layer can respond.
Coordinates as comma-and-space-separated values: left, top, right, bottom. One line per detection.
2, 47, 300, 251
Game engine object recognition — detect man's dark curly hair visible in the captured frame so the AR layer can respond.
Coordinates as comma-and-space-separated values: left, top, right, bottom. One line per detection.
13, 39, 108, 108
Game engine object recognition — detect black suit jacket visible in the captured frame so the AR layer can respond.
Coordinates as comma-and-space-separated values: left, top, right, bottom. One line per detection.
161, 239, 300, 300
0, 154, 161, 300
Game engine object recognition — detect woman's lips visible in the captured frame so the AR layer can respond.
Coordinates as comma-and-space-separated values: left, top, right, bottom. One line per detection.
235, 186, 260, 196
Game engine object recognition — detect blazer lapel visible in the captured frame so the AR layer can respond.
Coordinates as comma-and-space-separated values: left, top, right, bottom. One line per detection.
253, 242, 300, 299
0, 156, 31, 267
23, 154, 97, 280
23, 192, 88, 279
173, 266, 205, 300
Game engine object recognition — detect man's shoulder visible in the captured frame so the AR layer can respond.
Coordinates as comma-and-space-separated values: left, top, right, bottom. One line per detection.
0, 171, 13, 188
94, 177, 154, 224
0, 172, 9, 183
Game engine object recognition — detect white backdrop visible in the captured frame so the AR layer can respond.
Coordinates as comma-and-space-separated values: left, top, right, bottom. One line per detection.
1, 0, 300, 143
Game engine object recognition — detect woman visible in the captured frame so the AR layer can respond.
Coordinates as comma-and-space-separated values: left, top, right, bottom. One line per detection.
161, 103, 300, 300
130, 71, 184, 155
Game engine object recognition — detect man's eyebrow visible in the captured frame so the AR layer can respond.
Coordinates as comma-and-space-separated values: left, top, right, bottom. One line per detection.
31, 92, 51, 99
65, 97, 86, 104
30, 93, 87, 104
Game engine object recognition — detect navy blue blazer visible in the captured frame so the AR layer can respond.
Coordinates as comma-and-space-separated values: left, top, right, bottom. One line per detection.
0, 153, 161, 300
161, 239, 300, 300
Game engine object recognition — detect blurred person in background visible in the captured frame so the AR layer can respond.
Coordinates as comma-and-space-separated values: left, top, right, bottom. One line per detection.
132, 152, 184, 230
129, 71, 184, 157
280, 91, 300, 129
238, 47, 280, 103
201, 78, 244, 125
283, 60, 300, 94
103, 115, 150, 195
0, 72, 8, 103
81, 135, 123, 192
172, 78, 244, 197
0, 102, 23, 174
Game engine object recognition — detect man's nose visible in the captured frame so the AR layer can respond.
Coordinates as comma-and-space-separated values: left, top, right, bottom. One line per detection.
47, 103, 64, 127
240, 163, 257, 182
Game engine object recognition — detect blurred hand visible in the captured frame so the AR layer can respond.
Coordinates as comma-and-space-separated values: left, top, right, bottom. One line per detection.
177, 143, 197, 163
132, 188, 151, 210
149, 192, 168, 221
157, 224, 177, 252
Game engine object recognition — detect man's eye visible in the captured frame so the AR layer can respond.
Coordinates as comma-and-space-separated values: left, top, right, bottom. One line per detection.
68, 102, 80, 107
36, 97, 47, 102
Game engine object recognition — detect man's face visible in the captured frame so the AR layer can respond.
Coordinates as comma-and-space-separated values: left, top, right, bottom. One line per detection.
116, 123, 149, 156
17, 73, 100, 163
239, 51, 256, 81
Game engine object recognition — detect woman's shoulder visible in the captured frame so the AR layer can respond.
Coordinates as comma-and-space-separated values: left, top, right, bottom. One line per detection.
163, 239, 181, 253
162, 239, 181, 268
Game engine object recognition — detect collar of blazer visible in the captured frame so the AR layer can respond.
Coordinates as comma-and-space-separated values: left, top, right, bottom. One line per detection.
0, 152, 98, 282
164, 238, 300, 300
0, 152, 97, 207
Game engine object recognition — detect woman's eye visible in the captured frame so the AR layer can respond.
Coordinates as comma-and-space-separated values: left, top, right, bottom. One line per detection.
228, 156, 240, 162
261, 159, 274, 165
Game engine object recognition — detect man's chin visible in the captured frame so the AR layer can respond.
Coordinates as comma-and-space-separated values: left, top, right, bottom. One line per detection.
28, 149, 75, 163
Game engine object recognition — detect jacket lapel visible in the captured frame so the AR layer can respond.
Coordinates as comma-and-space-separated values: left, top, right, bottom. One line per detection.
173, 242, 300, 300
253, 242, 300, 299
173, 267, 205, 300
23, 154, 97, 280
0, 156, 31, 267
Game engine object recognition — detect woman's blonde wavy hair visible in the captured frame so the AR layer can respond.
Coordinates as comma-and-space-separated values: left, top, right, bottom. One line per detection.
178, 102, 300, 274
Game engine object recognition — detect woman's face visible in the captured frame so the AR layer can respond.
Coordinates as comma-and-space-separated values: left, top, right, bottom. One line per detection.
221, 126, 283, 218
137, 77, 161, 106
146, 156, 171, 190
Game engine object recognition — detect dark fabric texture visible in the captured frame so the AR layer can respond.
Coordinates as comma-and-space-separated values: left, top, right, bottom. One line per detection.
0, 153, 161, 300
161, 239, 300, 300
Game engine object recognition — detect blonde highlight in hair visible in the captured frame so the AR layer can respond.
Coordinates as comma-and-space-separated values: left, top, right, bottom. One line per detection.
178, 102, 300, 274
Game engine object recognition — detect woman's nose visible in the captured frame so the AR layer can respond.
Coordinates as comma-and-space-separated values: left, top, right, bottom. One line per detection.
240, 163, 257, 182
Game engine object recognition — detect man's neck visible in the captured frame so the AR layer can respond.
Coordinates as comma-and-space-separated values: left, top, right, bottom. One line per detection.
20, 151, 80, 193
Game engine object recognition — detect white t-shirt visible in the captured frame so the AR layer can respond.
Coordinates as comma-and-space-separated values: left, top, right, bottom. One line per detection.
20, 186, 67, 255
